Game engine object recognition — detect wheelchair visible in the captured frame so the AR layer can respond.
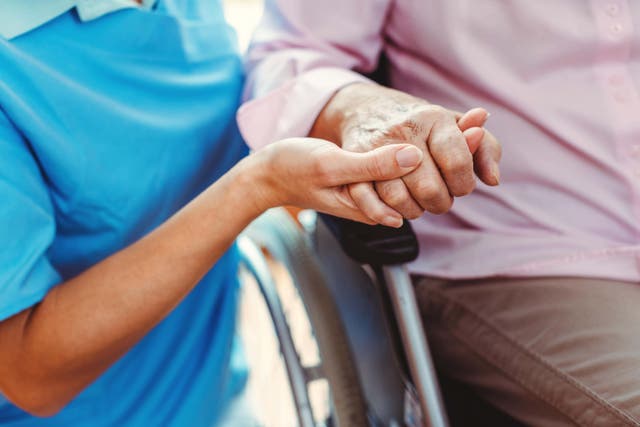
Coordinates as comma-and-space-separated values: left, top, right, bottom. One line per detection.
237, 208, 448, 427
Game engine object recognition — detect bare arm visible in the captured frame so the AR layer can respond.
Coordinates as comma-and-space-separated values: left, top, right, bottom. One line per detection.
0, 157, 261, 417
0, 138, 423, 416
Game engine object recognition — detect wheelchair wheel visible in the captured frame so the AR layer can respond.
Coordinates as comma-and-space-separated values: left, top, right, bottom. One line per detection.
242, 209, 369, 427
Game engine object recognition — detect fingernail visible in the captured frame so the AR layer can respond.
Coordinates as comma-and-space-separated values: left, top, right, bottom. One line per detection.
491, 164, 500, 185
396, 146, 423, 168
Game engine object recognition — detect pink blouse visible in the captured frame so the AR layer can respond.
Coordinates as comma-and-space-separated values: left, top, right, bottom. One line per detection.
239, 0, 640, 280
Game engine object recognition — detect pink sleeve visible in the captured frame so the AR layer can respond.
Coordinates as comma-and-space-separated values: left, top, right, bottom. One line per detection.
237, 0, 392, 150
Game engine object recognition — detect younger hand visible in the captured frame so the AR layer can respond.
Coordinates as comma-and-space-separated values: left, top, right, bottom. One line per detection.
250, 138, 424, 227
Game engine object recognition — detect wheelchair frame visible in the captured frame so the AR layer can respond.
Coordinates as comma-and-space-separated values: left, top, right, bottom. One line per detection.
239, 208, 448, 427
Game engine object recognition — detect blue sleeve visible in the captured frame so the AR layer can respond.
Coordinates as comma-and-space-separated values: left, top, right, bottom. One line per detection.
0, 109, 61, 321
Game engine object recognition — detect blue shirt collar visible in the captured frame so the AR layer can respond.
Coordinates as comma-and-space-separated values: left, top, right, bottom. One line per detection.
0, 0, 156, 40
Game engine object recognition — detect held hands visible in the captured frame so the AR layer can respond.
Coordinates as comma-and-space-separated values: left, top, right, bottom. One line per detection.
245, 84, 502, 228
249, 138, 424, 227
311, 83, 502, 220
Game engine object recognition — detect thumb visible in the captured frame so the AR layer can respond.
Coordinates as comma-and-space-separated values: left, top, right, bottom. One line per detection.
330, 144, 423, 185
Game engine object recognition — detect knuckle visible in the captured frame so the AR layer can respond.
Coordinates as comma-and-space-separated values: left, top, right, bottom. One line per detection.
414, 105, 450, 124
386, 192, 408, 208
430, 129, 461, 152
378, 185, 426, 220
380, 106, 450, 142
450, 179, 476, 197
440, 151, 472, 175
378, 183, 406, 207
381, 124, 411, 143
423, 104, 447, 118
399, 119, 425, 138
412, 179, 455, 214
414, 180, 444, 202
425, 196, 453, 215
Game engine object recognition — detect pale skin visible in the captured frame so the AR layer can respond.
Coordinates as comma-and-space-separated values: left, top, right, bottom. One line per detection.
311, 83, 503, 220
0, 138, 424, 417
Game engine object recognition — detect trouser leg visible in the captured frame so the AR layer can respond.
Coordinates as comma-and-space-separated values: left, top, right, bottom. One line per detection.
416, 277, 640, 427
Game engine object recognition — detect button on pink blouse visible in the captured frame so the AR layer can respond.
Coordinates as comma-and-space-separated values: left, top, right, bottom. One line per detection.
239, 0, 640, 281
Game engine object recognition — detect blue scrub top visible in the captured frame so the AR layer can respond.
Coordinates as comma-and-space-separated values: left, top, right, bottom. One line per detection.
0, 1, 249, 426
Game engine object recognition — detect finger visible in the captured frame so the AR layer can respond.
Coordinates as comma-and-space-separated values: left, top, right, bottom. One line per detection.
428, 116, 476, 197
375, 179, 424, 219
322, 144, 423, 185
462, 127, 484, 155
401, 150, 454, 214
348, 182, 404, 227
457, 107, 489, 131
474, 130, 502, 186
328, 187, 378, 225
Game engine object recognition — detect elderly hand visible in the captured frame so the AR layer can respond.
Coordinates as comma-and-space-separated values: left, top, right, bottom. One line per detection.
311, 83, 502, 219
248, 138, 424, 227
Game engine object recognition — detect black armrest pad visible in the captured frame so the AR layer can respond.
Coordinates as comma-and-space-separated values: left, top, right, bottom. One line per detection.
319, 214, 419, 265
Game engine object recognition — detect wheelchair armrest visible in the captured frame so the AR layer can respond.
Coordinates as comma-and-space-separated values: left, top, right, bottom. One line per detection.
318, 214, 419, 266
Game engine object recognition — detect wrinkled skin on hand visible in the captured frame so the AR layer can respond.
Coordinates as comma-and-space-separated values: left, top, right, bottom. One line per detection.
312, 83, 502, 220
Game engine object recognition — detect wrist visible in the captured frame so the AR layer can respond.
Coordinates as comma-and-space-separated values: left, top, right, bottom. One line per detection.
310, 82, 379, 146
230, 151, 280, 216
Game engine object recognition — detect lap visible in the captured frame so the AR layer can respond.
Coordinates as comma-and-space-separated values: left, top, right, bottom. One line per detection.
415, 276, 640, 427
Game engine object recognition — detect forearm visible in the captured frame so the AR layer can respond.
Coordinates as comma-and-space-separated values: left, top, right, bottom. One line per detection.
0, 157, 266, 415
0, 135, 429, 416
